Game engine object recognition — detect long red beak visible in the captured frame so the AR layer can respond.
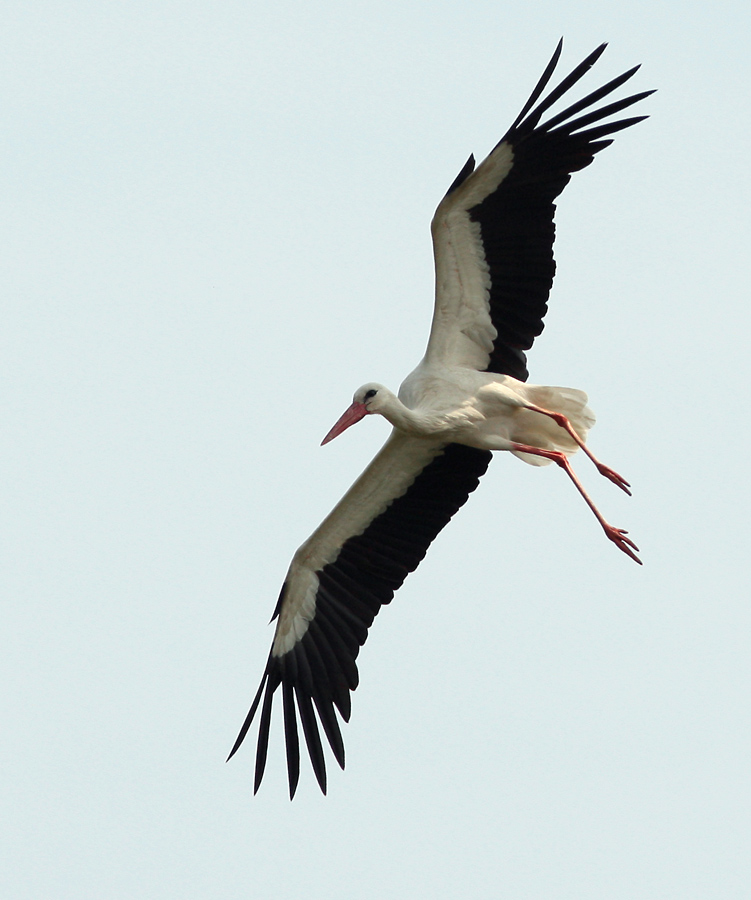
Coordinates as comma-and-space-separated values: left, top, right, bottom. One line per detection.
321, 401, 368, 445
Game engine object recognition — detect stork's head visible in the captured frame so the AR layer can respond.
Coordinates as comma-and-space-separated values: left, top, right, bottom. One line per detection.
321, 383, 390, 445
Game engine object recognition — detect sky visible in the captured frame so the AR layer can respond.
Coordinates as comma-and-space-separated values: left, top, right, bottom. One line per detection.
2, 1, 750, 897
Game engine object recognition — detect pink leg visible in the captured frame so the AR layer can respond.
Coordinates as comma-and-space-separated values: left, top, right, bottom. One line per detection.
512, 442, 641, 565
525, 404, 631, 496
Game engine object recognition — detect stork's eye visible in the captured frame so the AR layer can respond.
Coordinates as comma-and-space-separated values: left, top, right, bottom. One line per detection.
364, 389, 377, 400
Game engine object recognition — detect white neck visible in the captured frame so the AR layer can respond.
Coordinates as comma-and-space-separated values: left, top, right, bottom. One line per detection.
378, 392, 436, 436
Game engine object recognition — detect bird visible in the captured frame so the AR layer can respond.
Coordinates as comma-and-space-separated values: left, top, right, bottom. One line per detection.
229, 40, 653, 798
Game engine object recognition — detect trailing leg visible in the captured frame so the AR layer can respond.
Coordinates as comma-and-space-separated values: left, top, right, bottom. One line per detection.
524, 404, 631, 495
511, 442, 641, 565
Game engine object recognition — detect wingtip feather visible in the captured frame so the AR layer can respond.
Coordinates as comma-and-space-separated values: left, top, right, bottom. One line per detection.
226, 671, 268, 762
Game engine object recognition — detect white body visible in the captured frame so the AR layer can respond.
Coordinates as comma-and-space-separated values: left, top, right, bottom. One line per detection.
397, 364, 595, 461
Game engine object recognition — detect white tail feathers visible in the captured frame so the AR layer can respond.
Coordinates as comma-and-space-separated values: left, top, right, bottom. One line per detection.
510, 384, 596, 466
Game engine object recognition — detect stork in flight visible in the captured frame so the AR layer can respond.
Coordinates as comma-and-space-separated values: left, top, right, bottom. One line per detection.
229, 41, 652, 797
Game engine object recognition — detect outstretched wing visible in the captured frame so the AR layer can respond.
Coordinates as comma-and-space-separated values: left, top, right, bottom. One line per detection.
425, 41, 653, 381
229, 435, 491, 797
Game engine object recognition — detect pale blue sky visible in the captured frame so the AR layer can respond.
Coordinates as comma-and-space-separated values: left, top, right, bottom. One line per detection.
2, 2, 750, 898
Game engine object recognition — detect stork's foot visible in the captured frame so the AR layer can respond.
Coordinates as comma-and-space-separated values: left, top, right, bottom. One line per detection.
604, 525, 641, 564
596, 463, 632, 496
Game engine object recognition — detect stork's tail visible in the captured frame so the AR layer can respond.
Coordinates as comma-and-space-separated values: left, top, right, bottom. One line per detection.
511, 385, 596, 466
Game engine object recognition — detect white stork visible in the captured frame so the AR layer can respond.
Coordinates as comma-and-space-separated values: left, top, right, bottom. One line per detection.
229, 41, 653, 797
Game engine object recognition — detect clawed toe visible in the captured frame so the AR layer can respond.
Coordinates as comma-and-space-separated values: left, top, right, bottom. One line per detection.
604, 525, 642, 564
597, 463, 632, 496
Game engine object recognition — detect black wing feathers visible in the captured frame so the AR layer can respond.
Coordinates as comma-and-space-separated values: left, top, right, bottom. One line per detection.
505, 38, 564, 132
230, 444, 492, 797
445, 154, 476, 196
469, 43, 652, 380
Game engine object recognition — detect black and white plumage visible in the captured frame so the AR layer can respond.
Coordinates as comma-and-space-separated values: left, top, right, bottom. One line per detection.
229, 41, 652, 797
